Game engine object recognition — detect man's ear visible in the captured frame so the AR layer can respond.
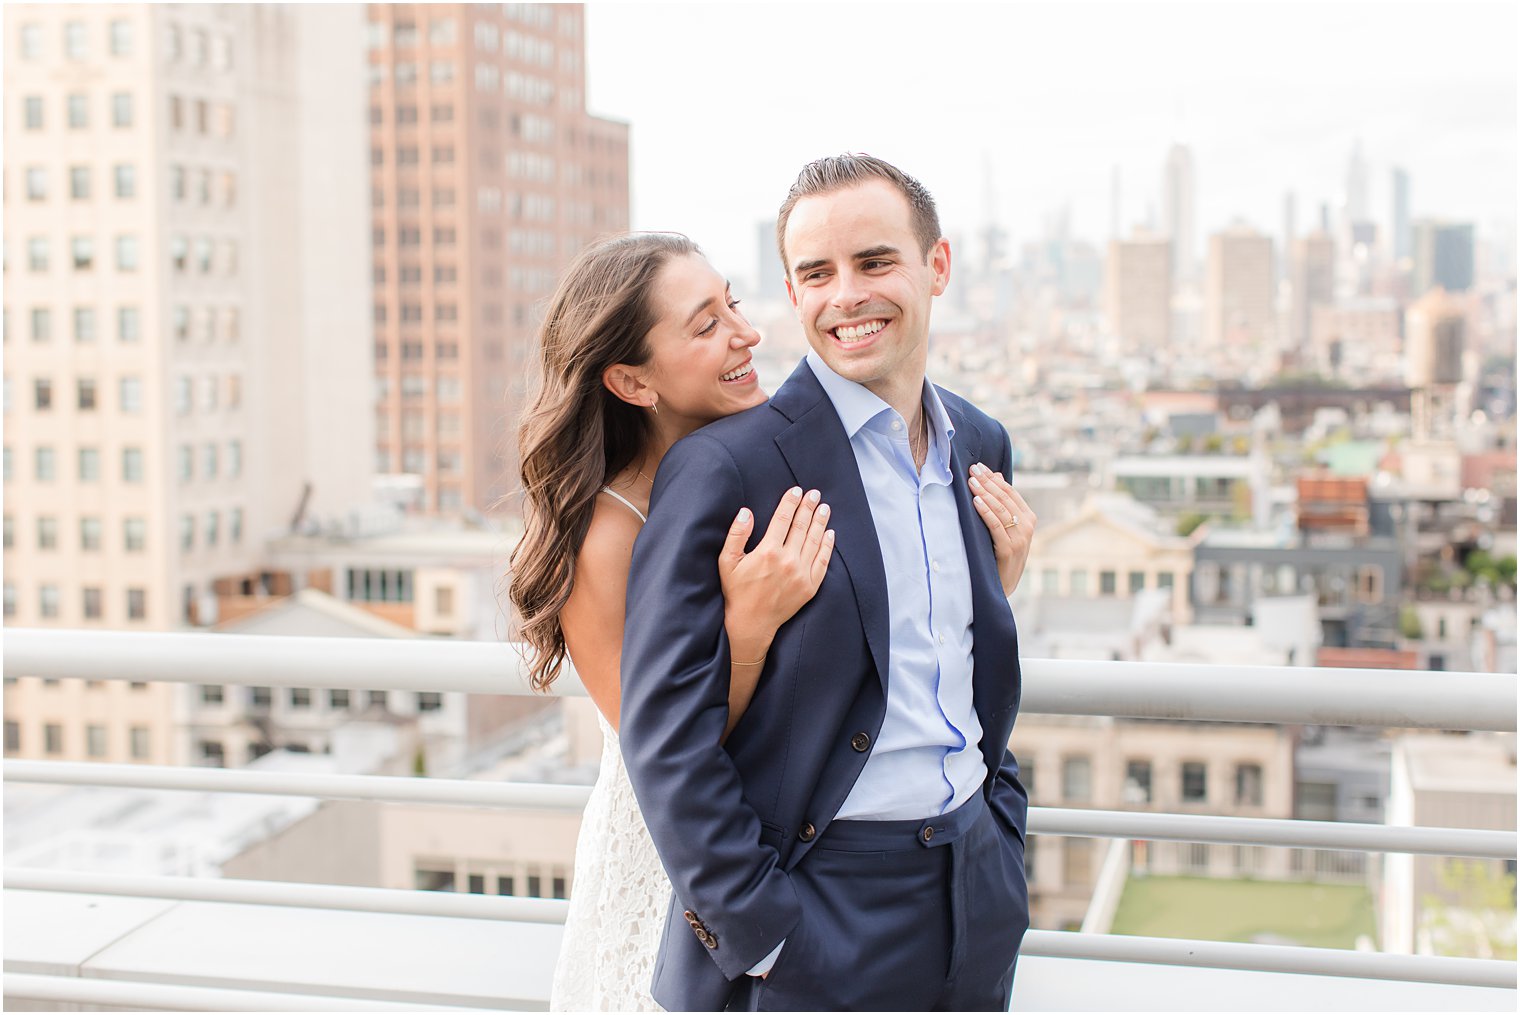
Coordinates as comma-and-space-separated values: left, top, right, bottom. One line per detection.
786, 276, 798, 312
929, 238, 951, 297
602, 364, 653, 409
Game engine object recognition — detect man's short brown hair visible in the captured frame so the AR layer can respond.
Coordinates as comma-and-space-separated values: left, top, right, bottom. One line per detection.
775, 153, 943, 278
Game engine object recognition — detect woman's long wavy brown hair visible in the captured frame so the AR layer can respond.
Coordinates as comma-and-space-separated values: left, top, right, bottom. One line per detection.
508, 232, 700, 691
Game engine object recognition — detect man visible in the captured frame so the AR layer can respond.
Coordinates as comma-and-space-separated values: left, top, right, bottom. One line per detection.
621, 154, 1032, 1011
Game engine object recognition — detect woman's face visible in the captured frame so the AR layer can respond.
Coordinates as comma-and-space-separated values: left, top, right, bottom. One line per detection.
640, 253, 766, 426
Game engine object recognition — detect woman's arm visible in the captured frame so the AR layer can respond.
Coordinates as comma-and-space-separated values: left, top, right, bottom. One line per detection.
717, 486, 835, 739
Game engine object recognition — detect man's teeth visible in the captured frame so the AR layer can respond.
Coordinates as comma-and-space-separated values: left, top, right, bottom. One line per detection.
834, 320, 886, 343
720, 363, 753, 382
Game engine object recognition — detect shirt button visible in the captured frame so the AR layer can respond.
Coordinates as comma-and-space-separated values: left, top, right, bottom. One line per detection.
891, 419, 902, 431
938, 633, 946, 646
931, 560, 941, 573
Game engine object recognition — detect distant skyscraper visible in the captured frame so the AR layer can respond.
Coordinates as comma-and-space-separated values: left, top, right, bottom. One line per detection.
756, 218, 785, 301
1405, 287, 1466, 439
1281, 191, 1297, 284
1205, 226, 1275, 349
367, 3, 629, 518
1291, 231, 1336, 353
1161, 143, 1196, 287
1105, 235, 1173, 353
1391, 167, 1411, 261
1410, 220, 1475, 296
1345, 139, 1370, 225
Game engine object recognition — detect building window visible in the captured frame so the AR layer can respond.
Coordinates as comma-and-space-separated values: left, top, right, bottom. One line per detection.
80, 517, 102, 550
20, 23, 43, 59
83, 587, 103, 619
1235, 763, 1264, 807
368, 690, 388, 710
417, 692, 442, 712
111, 92, 133, 127
122, 447, 143, 482
497, 875, 515, 896
1128, 571, 1146, 594
77, 377, 98, 411
1356, 565, 1383, 605
72, 237, 94, 271
1181, 762, 1208, 803
79, 448, 100, 481
26, 166, 47, 201
86, 725, 108, 758
199, 740, 226, 767
1069, 570, 1088, 597
1157, 571, 1175, 590
1061, 755, 1092, 803
36, 446, 57, 481
415, 866, 455, 892
64, 20, 87, 59
127, 587, 146, 620
70, 166, 92, 200
118, 307, 140, 342
110, 19, 132, 56
37, 516, 58, 550
1123, 759, 1152, 805
28, 237, 49, 272
290, 688, 312, 709
328, 689, 351, 710
34, 378, 53, 411
45, 724, 64, 754
200, 685, 224, 705
115, 236, 139, 271
39, 583, 61, 618
119, 376, 142, 412
1099, 570, 1117, 596
4, 721, 19, 753
130, 727, 150, 759
23, 95, 43, 129
67, 93, 88, 128
71, 307, 98, 346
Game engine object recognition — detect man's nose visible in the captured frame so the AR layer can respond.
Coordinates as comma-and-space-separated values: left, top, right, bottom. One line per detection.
831, 269, 870, 310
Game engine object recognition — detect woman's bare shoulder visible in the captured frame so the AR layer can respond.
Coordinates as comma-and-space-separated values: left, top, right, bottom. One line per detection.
573, 492, 643, 587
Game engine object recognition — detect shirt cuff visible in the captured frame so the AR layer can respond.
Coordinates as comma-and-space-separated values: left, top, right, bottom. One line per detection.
747, 939, 785, 977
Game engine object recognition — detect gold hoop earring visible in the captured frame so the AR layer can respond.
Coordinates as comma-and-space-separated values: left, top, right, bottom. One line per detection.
649, 397, 658, 416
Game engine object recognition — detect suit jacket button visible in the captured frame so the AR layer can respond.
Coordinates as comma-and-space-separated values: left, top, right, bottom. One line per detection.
683, 910, 699, 926
799, 822, 816, 842
922, 826, 935, 842
702, 931, 718, 949
850, 732, 870, 752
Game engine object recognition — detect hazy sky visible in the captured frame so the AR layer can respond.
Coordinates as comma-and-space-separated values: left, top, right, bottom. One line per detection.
585, 0, 1517, 289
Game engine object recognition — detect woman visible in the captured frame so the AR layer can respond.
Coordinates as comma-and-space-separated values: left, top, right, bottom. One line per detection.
509, 233, 1034, 1011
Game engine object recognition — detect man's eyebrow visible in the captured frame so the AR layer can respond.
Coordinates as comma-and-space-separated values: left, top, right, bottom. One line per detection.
855, 244, 900, 261
792, 258, 828, 276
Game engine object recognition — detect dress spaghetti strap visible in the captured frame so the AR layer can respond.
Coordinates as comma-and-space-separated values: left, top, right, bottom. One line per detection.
599, 487, 647, 524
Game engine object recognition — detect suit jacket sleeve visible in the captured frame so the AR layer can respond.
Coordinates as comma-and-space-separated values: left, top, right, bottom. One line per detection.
986, 421, 1030, 841
619, 432, 801, 980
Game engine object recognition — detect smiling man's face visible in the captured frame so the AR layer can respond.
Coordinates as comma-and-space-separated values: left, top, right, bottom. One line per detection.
784, 179, 950, 409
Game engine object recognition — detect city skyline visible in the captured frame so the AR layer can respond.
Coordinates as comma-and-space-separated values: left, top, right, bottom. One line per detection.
585, 1, 1517, 291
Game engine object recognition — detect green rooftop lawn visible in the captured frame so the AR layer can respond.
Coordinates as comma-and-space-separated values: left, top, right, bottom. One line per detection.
1109, 876, 1377, 950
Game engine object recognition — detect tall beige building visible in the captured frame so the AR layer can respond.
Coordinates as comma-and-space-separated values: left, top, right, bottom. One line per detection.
1290, 230, 1335, 355
1204, 225, 1275, 350
3, 4, 373, 764
1104, 234, 1172, 354
366, 3, 629, 518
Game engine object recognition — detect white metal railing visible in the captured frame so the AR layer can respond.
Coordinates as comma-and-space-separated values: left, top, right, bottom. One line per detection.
5, 627, 1515, 731
3, 627, 1517, 998
6, 760, 1514, 860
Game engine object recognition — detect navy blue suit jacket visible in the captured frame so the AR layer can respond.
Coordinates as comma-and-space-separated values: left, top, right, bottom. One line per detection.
620, 359, 1028, 1011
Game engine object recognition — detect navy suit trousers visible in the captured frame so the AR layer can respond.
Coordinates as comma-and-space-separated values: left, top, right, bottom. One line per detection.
736, 794, 1030, 1012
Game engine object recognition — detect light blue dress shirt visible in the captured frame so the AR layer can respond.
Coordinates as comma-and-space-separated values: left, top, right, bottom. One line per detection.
806, 352, 987, 821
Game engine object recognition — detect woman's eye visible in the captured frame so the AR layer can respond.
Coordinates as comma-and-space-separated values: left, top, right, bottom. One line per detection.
697, 317, 719, 337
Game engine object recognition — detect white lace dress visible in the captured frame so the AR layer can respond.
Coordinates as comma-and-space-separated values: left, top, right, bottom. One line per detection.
550, 711, 671, 1011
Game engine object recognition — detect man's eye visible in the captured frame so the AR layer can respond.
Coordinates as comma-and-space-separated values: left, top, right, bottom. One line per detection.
864, 260, 890, 270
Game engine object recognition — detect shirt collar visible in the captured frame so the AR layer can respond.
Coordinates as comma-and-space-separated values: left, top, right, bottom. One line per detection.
804, 351, 957, 450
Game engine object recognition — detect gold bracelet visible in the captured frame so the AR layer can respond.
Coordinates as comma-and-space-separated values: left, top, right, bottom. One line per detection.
732, 657, 765, 667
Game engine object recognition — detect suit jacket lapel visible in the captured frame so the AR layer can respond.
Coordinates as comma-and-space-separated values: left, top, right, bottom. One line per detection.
943, 394, 1018, 751
772, 362, 891, 690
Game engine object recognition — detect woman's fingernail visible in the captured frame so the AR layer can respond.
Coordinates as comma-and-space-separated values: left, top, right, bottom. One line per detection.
817, 504, 831, 517
789, 486, 802, 498
806, 489, 821, 504
737, 508, 750, 523
970, 477, 982, 490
